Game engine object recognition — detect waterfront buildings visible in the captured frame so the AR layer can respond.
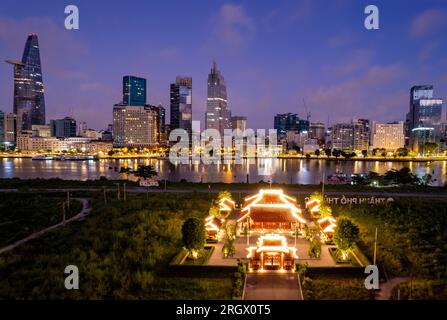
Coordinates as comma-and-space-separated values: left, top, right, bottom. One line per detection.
16, 131, 111, 153
112, 104, 157, 148
50, 117, 77, 138
329, 119, 370, 151
407, 85, 444, 154
6, 34, 45, 131
0, 112, 17, 146
329, 123, 355, 151
170, 76, 192, 136
274, 113, 309, 137
123, 76, 147, 106
31, 124, 51, 137
309, 122, 325, 143
205, 62, 231, 136
371, 121, 405, 151
352, 119, 370, 151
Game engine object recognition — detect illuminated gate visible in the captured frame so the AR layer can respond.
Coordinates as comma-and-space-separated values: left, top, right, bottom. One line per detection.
247, 233, 298, 271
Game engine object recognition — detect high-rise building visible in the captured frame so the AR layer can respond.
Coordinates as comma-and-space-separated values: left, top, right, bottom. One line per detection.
329, 123, 354, 151
170, 76, 192, 136
329, 120, 370, 151
274, 113, 309, 136
6, 34, 45, 131
32, 124, 51, 137
156, 104, 166, 143
0, 111, 5, 146
352, 119, 370, 151
123, 76, 147, 106
371, 121, 405, 151
206, 62, 231, 136
50, 117, 77, 138
407, 85, 443, 154
4, 113, 17, 145
231, 116, 247, 132
112, 104, 157, 148
309, 122, 325, 143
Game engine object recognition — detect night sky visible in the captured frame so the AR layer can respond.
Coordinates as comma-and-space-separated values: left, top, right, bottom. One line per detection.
0, 0, 446, 130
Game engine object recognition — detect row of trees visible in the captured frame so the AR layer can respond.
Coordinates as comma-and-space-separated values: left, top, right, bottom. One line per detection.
352, 167, 435, 186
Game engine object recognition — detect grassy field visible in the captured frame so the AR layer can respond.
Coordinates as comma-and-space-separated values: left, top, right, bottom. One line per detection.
0, 193, 82, 247
0, 192, 234, 299
302, 274, 371, 300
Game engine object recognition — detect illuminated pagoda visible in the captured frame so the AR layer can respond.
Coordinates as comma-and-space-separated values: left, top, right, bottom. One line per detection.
218, 197, 235, 215
247, 233, 298, 271
317, 216, 337, 241
305, 198, 321, 214
238, 189, 306, 231
205, 216, 223, 242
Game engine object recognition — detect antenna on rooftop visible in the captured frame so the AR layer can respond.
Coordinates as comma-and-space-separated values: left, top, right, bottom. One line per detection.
303, 98, 310, 122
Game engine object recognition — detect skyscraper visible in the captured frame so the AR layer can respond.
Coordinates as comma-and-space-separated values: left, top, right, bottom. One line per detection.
123, 76, 147, 106
6, 34, 45, 131
352, 119, 370, 151
206, 61, 231, 136
170, 76, 192, 135
407, 85, 443, 154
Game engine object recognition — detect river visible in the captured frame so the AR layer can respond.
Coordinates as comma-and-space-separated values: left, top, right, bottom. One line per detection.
1, 158, 446, 186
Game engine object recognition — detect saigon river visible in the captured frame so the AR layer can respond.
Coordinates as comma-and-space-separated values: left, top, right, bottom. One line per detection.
0, 158, 446, 186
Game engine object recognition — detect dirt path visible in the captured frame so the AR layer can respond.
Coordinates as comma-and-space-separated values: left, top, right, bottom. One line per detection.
0, 198, 91, 254
375, 277, 410, 300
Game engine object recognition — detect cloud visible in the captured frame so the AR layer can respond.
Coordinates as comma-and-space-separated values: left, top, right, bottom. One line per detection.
262, 0, 313, 30
211, 4, 255, 52
305, 64, 405, 123
409, 9, 447, 38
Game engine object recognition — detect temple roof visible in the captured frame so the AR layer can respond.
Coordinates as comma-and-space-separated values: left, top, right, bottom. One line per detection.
238, 189, 306, 224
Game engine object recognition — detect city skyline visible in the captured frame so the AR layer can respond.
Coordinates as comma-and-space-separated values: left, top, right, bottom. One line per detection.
0, 0, 447, 131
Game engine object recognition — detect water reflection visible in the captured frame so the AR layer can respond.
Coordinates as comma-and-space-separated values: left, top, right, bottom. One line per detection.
0, 158, 446, 186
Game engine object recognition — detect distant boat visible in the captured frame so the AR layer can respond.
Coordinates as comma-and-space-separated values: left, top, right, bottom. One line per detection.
32, 155, 53, 160
55, 155, 99, 161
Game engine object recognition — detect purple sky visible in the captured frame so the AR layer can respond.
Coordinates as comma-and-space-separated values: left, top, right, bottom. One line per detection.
0, 0, 446, 130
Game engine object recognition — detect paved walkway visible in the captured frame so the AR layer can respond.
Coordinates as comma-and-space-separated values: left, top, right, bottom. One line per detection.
0, 198, 92, 254
375, 277, 410, 300
244, 273, 303, 300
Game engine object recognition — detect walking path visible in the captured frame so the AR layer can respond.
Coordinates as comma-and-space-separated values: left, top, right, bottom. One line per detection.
0, 198, 91, 254
375, 277, 410, 300
244, 273, 303, 300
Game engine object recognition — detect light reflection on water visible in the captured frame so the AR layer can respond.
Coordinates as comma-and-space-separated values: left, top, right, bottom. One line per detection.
0, 158, 446, 186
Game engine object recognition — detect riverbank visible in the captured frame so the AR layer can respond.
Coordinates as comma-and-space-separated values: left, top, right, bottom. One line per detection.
1, 153, 447, 162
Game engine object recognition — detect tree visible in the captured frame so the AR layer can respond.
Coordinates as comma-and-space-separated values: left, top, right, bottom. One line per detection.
134, 165, 157, 179
361, 150, 368, 158
423, 142, 438, 156
332, 149, 341, 158
319, 205, 333, 218
308, 238, 321, 259
333, 218, 359, 260
181, 218, 205, 259
315, 149, 321, 157
396, 148, 409, 157
217, 190, 232, 202
324, 148, 332, 157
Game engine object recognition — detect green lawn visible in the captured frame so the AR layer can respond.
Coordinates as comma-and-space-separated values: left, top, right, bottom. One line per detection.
302, 275, 371, 300
0, 193, 82, 247
0, 192, 234, 299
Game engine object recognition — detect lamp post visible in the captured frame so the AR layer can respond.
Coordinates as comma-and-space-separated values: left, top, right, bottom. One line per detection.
115, 183, 120, 200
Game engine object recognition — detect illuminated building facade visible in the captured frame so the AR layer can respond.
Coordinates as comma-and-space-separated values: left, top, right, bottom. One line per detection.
371, 121, 405, 151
